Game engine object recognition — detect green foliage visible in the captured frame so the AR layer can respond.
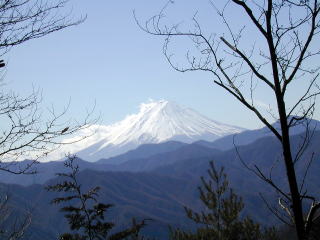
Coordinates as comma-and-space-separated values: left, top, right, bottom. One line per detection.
170, 161, 279, 240
46, 155, 146, 240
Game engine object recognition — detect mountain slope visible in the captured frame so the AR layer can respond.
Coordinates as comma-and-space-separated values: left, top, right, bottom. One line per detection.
1, 131, 319, 239
2, 126, 318, 186
208, 118, 320, 151
0, 171, 199, 240
99, 143, 221, 172
0, 142, 218, 185
97, 141, 187, 165
153, 130, 320, 200
49, 100, 244, 162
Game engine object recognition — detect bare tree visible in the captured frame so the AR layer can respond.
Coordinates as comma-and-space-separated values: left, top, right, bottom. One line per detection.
0, 0, 90, 172
136, 1, 320, 239
0, 86, 94, 173
0, 0, 91, 236
0, 0, 85, 56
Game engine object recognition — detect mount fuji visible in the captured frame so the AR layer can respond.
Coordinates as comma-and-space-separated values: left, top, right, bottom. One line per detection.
50, 100, 245, 162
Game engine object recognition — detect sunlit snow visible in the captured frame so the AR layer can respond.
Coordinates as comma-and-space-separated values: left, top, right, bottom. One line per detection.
48, 100, 245, 162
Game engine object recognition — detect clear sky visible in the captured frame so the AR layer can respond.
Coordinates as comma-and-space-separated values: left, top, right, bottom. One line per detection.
4, 0, 320, 130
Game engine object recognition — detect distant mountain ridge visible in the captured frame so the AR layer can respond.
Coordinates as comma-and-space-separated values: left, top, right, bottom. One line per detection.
2, 130, 320, 239
49, 100, 244, 162
202, 117, 320, 150
97, 141, 187, 165
2, 120, 319, 186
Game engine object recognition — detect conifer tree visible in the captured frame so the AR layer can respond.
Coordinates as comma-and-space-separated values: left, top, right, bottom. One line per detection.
46, 155, 146, 240
170, 161, 279, 240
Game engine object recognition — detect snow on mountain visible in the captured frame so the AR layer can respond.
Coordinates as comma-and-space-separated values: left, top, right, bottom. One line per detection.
48, 100, 245, 162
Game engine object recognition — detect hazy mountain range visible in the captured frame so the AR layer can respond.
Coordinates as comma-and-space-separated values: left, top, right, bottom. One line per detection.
0, 100, 319, 239
1, 129, 319, 239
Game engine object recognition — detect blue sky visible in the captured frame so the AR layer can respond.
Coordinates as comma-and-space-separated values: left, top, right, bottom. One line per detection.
4, 0, 320, 129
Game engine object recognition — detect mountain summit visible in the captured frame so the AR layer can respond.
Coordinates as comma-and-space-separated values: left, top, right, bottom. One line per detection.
51, 100, 244, 162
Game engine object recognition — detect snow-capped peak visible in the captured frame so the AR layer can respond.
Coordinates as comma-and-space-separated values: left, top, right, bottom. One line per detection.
48, 100, 245, 162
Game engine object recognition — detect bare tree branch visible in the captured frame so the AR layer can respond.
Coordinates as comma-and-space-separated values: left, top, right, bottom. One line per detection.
138, 1, 320, 239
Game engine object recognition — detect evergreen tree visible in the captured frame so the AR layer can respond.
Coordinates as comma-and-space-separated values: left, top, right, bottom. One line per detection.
46, 155, 146, 240
170, 161, 279, 240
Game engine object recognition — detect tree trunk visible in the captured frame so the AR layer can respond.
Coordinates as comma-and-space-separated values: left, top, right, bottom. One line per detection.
277, 98, 306, 240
